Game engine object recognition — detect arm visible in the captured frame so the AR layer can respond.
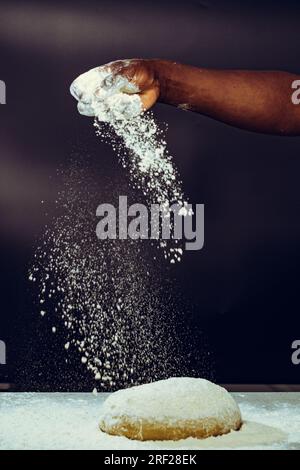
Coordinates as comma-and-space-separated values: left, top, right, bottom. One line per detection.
113, 59, 300, 136
153, 60, 300, 135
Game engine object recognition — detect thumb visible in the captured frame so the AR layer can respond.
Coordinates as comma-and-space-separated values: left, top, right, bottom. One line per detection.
139, 83, 160, 110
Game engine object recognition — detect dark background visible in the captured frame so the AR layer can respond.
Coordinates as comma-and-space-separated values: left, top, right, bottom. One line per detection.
0, 0, 300, 389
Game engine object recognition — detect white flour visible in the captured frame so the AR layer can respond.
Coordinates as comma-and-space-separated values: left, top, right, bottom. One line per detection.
0, 392, 293, 450
70, 66, 140, 120
71, 65, 189, 262
27, 65, 208, 390
28, 164, 207, 390
100, 377, 241, 424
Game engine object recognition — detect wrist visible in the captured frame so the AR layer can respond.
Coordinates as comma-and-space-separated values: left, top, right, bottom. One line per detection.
146, 59, 173, 103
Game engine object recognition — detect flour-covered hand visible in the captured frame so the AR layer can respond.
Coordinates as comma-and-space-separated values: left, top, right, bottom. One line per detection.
109, 59, 160, 111
70, 59, 159, 118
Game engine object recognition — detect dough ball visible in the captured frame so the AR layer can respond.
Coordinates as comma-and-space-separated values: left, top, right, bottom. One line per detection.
99, 377, 242, 441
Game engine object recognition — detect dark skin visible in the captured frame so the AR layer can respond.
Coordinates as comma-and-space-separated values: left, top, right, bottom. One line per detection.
110, 59, 300, 136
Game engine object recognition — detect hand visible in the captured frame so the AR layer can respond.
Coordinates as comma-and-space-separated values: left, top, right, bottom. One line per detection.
70, 59, 160, 116
109, 59, 160, 111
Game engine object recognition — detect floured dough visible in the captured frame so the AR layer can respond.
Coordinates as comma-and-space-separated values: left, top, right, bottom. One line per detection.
99, 377, 242, 441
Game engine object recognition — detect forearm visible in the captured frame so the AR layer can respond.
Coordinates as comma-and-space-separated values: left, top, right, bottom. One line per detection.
150, 60, 300, 135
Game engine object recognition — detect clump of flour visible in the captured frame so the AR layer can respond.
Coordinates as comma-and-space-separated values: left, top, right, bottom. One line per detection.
71, 65, 192, 263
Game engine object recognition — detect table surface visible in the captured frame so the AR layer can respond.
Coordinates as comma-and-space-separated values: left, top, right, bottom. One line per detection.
0, 392, 299, 450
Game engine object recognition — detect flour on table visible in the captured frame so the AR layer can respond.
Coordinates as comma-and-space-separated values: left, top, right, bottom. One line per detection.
0, 392, 290, 450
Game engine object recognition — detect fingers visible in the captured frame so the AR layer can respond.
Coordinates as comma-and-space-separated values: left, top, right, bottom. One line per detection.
109, 59, 154, 91
70, 59, 159, 118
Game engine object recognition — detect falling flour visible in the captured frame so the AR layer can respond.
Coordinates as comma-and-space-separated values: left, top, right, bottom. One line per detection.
28, 162, 210, 390
27, 64, 210, 391
70, 64, 191, 262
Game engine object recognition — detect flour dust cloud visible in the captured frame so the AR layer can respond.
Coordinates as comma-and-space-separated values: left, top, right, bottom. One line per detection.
71, 64, 193, 263
29, 159, 210, 390
28, 65, 210, 390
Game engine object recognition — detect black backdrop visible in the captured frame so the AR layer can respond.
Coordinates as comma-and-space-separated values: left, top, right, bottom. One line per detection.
1, 0, 300, 389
